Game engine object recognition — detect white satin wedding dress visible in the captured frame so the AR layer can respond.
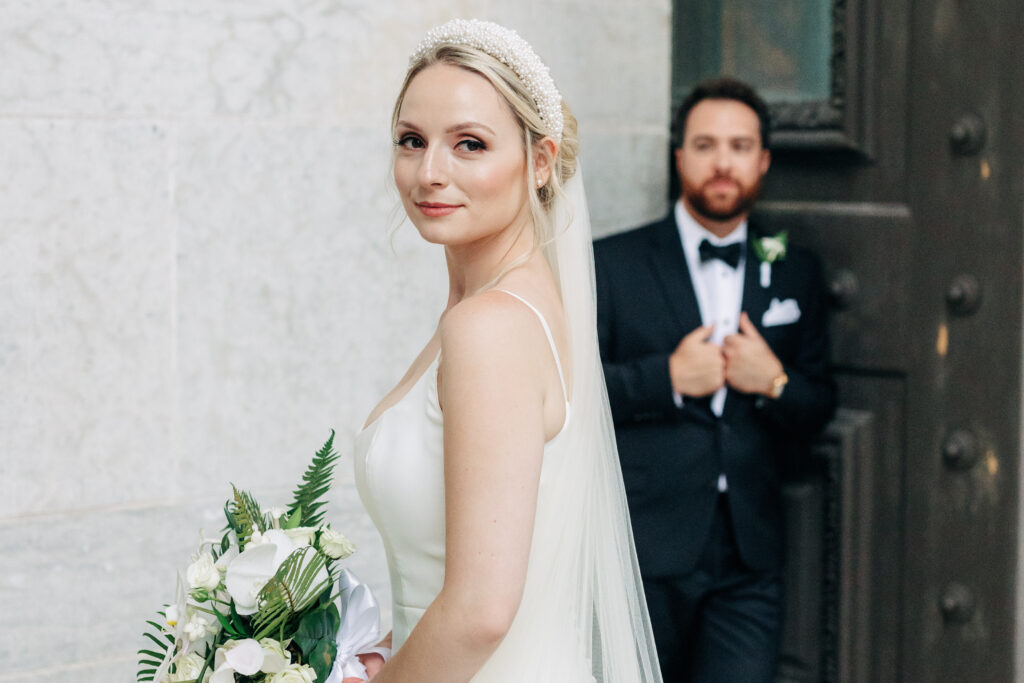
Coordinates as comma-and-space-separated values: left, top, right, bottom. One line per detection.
354, 290, 596, 682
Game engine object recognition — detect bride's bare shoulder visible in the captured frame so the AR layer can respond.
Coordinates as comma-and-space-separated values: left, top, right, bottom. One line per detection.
439, 290, 545, 368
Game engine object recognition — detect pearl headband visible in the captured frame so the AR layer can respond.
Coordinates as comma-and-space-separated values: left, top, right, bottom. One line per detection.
411, 19, 564, 141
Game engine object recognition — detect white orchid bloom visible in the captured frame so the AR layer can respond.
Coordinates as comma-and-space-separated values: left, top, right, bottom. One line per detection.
224, 529, 296, 615
208, 637, 292, 683
258, 637, 291, 674
210, 638, 265, 683
214, 544, 239, 573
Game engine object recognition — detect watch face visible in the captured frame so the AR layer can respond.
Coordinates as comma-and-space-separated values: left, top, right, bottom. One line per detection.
770, 374, 788, 398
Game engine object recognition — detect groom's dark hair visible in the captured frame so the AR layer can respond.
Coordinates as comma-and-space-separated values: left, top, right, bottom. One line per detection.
672, 77, 771, 150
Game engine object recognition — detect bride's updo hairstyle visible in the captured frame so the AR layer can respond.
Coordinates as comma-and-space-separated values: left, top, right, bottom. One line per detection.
391, 19, 580, 249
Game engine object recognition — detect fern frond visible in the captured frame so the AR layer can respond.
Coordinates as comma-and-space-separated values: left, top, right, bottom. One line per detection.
223, 499, 245, 540
228, 485, 267, 545
287, 431, 341, 528
252, 546, 334, 640
137, 608, 172, 682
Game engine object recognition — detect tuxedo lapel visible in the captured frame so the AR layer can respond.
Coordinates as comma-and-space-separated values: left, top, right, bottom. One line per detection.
647, 215, 704, 334
740, 238, 774, 333
723, 236, 773, 418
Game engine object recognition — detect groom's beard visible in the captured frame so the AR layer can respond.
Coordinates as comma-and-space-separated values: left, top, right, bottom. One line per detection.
683, 173, 763, 222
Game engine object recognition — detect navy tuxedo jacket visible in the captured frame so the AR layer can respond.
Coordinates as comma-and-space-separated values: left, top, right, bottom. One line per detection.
594, 213, 836, 577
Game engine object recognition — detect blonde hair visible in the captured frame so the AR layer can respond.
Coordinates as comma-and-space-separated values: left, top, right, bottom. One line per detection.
391, 44, 579, 259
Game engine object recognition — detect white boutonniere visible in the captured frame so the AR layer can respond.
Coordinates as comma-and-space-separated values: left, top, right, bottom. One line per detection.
753, 231, 788, 288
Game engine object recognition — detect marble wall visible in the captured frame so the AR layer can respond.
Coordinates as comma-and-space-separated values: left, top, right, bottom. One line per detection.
0, 1, 670, 680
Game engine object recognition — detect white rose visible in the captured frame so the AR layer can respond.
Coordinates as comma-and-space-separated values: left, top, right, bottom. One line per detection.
282, 526, 317, 546
168, 652, 207, 682
317, 527, 356, 560
187, 553, 222, 591
267, 663, 318, 683
760, 237, 786, 260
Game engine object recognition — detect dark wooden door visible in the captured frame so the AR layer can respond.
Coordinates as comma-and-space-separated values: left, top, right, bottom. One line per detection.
673, 0, 1024, 680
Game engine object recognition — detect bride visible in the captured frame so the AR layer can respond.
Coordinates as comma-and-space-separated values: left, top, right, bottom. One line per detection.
351, 19, 661, 683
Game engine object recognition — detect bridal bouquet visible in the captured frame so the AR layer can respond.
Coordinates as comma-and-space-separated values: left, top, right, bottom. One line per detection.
138, 432, 382, 683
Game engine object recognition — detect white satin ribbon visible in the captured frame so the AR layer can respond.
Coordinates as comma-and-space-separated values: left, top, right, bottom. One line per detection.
324, 569, 384, 682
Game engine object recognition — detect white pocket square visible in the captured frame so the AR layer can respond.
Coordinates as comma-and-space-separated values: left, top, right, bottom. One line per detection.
762, 297, 801, 327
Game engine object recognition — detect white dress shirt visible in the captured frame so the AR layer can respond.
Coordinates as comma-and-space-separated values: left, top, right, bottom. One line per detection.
673, 200, 747, 492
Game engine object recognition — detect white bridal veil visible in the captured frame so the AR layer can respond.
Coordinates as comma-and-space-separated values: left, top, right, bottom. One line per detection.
543, 169, 663, 683
467, 169, 663, 683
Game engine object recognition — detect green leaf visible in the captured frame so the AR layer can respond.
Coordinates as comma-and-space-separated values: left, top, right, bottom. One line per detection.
252, 546, 333, 640
144, 620, 168, 636
283, 506, 303, 529
195, 655, 213, 683
287, 431, 341, 528
228, 600, 253, 638
308, 638, 338, 683
138, 606, 175, 682
324, 600, 341, 634
213, 608, 242, 637
294, 604, 339, 654
142, 631, 170, 652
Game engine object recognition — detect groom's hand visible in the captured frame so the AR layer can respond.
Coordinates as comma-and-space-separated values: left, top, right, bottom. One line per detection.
723, 313, 784, 395
670, 324, 725, 397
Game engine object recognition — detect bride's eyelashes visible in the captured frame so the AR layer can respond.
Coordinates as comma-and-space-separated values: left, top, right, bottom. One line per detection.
395, 133, 424, 150
393, 134, 488, 153
454, 137, 487, 152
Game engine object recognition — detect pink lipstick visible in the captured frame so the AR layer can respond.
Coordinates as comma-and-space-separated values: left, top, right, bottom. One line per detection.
417, 202, 461, 217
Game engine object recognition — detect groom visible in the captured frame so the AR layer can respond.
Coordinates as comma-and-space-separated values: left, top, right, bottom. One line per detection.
594, 78, 835, 682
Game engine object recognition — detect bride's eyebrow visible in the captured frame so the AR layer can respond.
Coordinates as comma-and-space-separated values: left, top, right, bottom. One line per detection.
394, 121, 495, 136
446, 122, 496, 135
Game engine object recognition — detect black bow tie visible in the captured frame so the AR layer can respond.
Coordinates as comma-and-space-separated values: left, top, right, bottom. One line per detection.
698, 239, 743, 268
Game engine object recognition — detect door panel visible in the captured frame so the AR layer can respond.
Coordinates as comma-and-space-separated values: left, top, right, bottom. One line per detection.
669, 0, 1023, 679
756, 203, 912, 371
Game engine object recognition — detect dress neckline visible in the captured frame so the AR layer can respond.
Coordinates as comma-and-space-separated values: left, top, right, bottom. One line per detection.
358, 349, 440, 436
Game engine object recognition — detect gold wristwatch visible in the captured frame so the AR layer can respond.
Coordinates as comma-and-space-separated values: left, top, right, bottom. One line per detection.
768, 372, 789, 399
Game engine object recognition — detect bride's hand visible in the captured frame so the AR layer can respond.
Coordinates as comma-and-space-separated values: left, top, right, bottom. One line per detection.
340, 652, 386, 682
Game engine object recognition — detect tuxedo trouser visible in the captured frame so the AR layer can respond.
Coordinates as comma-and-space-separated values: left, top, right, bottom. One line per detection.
643, 493, 783, 683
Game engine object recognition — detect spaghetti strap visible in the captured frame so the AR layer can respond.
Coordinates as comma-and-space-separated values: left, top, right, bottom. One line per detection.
494, 289, 570, 408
